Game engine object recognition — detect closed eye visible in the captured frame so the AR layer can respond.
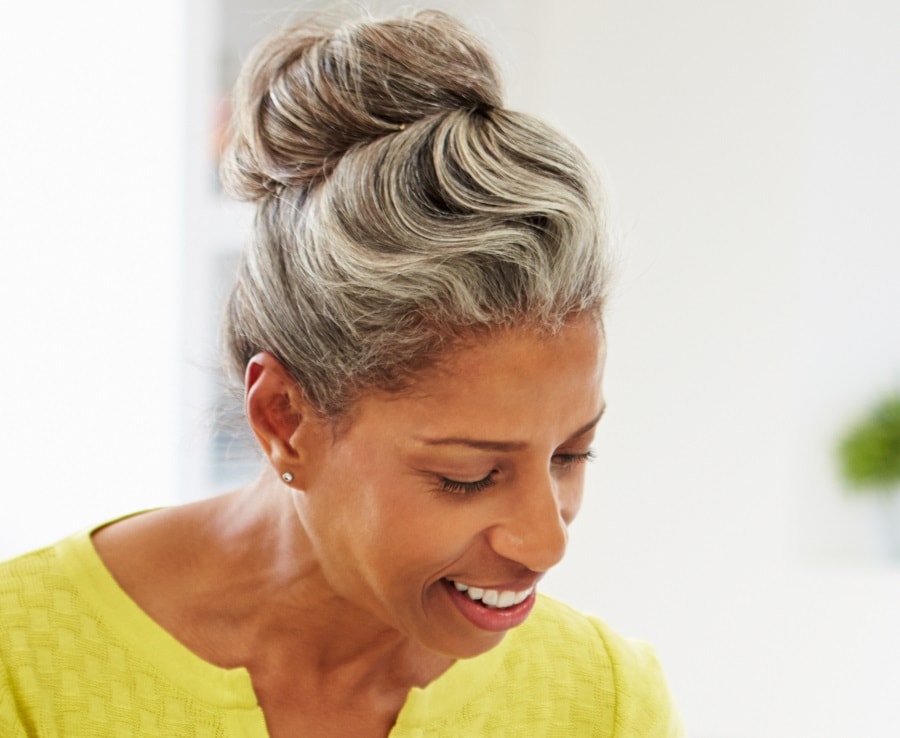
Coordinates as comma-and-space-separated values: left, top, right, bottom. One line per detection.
552, 450, 595, 469
437, 451, 594, 495
438, 471, 497, 496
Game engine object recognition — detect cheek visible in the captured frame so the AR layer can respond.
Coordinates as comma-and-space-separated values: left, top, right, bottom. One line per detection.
316, 444, 489, 575
378, 501, 477, 561
370, 501, 490, 587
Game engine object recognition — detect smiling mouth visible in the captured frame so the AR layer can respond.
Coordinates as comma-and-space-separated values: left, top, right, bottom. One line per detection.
445, 578, 534, 609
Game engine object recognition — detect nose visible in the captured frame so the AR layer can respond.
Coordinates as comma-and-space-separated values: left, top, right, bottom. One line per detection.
486, 473, 570, 573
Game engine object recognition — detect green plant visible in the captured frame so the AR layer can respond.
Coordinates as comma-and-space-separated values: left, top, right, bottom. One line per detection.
838, 392, 900, 492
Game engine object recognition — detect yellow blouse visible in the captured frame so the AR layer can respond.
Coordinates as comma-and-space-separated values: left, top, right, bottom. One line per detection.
0, 528, 683, 737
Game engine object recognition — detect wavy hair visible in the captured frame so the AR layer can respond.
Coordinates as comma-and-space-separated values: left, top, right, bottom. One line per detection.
220, 10, 610, 417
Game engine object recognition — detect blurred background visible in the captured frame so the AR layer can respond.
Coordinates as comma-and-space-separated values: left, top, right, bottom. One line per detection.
1, 1, 899, 735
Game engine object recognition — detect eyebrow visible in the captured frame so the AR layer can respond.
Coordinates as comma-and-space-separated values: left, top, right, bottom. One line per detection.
415, 405, 606, 452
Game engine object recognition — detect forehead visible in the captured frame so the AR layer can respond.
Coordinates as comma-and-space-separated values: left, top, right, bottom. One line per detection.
346, 316, 606, 440
430, 316, 603, 384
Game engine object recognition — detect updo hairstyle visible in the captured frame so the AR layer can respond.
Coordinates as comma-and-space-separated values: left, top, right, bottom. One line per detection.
220, 9, 610, 418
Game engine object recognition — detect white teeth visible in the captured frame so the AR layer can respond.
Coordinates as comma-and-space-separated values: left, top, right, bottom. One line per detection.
512, 589, 531, 605
496, 590, 516, 608
449, 580, 534, 609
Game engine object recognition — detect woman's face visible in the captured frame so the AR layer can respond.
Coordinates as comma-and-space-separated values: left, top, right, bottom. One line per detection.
295, 314, 606, 659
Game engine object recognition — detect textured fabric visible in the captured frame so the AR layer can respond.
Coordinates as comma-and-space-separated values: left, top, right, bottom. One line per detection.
1, 527, 684, 737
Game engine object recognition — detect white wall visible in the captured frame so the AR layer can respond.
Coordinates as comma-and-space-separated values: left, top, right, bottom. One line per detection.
792, 0, 900, 563
2, 2, 899, 737
0, 2, 183, 555
520, 2, 900, 737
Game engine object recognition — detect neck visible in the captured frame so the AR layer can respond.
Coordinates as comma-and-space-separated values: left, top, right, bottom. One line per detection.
177, 478, 454, 693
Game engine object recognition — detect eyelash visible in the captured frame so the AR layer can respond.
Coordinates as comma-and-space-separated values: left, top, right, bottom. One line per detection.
554, 450, 596, 468
437, 450, 595, 496
438, 475, 497, 496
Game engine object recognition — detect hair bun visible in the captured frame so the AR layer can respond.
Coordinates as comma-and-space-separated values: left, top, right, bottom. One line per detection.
220, 10, 504, 200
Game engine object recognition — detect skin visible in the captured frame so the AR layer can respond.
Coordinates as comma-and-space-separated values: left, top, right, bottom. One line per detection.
92, 314, 606, 738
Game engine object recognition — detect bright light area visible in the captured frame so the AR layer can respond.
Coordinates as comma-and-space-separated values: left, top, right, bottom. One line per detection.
0, 2, 183, 554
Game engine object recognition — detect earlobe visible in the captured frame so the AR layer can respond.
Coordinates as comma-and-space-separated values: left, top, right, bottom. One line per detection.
244, 353, 317, 483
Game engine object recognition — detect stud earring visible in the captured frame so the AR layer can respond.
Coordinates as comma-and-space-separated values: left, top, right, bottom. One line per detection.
281, 471, 294, 483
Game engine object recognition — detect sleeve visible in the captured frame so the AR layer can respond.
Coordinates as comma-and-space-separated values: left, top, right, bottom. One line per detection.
591, 618, 686, 738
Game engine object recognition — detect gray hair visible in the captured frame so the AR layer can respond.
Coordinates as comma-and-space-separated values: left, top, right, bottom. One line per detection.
220, 9, 610, 417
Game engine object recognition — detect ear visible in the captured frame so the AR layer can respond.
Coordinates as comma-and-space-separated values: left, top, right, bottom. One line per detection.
244, 352, 323, 486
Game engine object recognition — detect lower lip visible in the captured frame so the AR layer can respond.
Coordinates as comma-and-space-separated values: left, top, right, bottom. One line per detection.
442, 579, 537, 632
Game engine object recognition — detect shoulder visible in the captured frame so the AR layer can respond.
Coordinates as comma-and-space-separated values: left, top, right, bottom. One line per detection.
0, 542, 67, 616
515, 594, 654, 672
0, 533, 95, 668
504, 595, 686, 737
0, 526, 258, 736
403, 596, 684, 736
0, 541, 77, 732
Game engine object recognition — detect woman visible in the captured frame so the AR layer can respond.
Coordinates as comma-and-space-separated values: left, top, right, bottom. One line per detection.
0, 10, 683, 737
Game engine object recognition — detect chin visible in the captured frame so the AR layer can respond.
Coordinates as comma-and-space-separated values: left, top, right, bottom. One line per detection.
417, 622, 510, 661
